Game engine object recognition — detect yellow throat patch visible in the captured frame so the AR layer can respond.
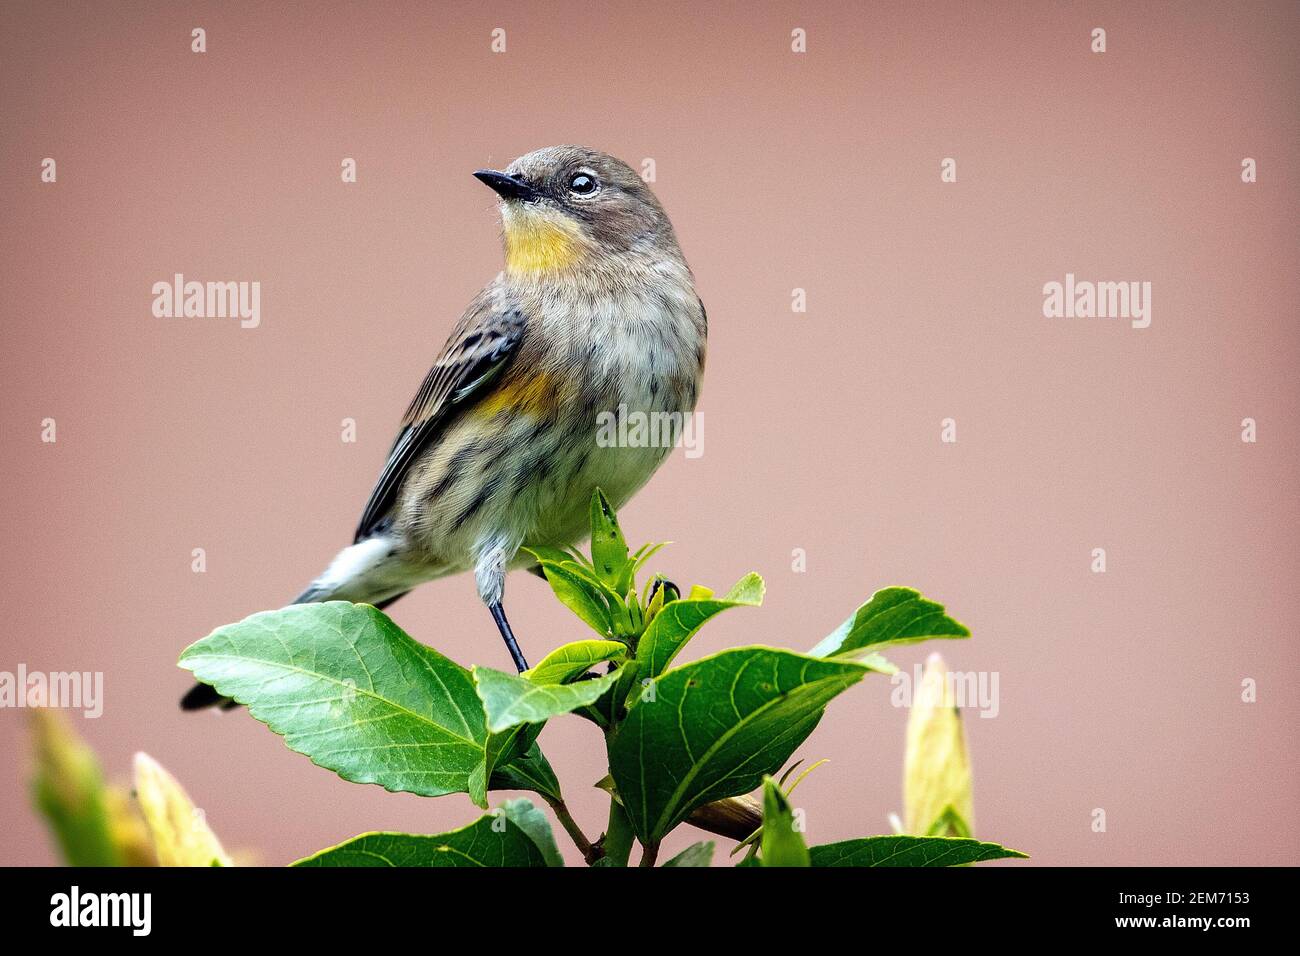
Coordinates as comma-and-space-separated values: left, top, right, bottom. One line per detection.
503, 214, 585, 274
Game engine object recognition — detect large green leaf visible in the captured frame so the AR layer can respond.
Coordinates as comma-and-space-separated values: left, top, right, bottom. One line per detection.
474, 666, 624, 733
178, 602, 501, 806
524, 640, 627, 685
635, 573, 765, 679
608, 647, 871, 847
759, 776, 809, 867
809, 587, 969, 658
293, 813, 550, 868
808, 835, 1026, 867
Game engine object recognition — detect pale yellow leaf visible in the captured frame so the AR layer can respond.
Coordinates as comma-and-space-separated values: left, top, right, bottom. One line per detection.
903, 653, 974, 836
133, 752, 232, 867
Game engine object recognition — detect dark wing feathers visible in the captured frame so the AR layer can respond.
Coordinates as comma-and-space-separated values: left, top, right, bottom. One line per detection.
353, 290, 527, 542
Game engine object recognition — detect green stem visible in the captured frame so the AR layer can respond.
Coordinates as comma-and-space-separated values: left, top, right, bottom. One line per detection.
544, 795, 599, 864
602, 797, 635, 867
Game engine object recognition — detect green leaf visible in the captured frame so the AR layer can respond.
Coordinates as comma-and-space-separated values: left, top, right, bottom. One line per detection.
558, 557, 626, 603
489, 741, 562, 804
760, 776, 809, 867
521, 553, 614, 637
608, 647, 870, 847
292, 814, 550, 868
521, 544, 583, 567
474, 666, 624, 733
524, 640, 627, 685
926, 805, 973, 839
630, 541, 669, 581
589, 488, 631, 590
857, 651, 898, 675
498, 798, 563, 867
635, 572, 765, 679
809, 587, 970, 659
482, 722, 540, 805
178, 602, 501, 806
663, 841, 715, 867
808, 835, 1026, 867
575, 659, 640, 731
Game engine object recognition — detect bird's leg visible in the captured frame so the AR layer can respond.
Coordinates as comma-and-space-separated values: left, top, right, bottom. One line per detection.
475, 533, 529, 672
489, 602, 529, 673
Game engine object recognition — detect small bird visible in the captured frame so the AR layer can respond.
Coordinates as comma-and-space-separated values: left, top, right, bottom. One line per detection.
182, 146, 706, 709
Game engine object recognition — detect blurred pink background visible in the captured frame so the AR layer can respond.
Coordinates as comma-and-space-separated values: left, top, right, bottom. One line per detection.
2, 0, 1297, 866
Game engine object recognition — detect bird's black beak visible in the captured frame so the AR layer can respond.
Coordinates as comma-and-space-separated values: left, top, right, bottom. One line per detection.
473, 169, 537, 202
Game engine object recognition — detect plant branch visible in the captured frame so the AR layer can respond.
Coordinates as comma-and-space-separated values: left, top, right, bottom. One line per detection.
543, 795, 600, 864
638, 842, 659, 867
685, 794, 763, 841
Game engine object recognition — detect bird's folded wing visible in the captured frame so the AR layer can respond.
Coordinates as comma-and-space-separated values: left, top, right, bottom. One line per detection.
354, 288, 528, 542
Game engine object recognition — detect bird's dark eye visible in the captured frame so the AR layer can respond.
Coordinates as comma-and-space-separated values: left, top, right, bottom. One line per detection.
569, 172, 598, 196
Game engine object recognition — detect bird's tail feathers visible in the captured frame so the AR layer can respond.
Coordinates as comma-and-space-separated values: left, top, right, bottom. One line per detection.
181, 538, 411, 711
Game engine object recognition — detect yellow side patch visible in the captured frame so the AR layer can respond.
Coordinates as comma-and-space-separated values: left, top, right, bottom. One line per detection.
504, 216, 585, 274
473, 371, 556, 418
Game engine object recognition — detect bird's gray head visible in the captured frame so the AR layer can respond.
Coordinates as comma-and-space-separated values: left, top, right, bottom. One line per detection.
474, 146, 680, 276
